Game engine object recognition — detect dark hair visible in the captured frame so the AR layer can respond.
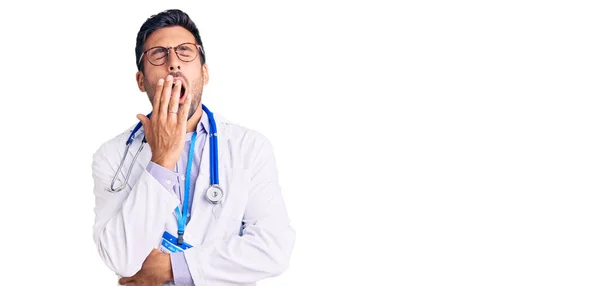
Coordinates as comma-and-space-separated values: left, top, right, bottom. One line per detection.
135, 9, 206, 71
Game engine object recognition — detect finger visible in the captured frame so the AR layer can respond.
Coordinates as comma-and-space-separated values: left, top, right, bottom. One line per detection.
160, 75, 174, 119
136, 114, 149, 127
136, 114, 150, 135
152, 78, 165, 120
168, 79, 182, 117
177, 86, 193, 127
118, 276, 134, 285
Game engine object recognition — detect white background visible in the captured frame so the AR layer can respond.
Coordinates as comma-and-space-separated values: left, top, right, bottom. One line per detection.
0, 0, 599, 285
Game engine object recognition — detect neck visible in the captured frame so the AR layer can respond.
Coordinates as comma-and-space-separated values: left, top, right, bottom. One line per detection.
186, 107, 203, 133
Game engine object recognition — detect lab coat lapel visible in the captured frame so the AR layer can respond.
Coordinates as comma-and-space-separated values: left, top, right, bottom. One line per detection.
193, 133, 211, 210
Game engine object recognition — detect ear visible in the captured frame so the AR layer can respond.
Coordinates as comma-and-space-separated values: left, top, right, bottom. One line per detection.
201, 63, 209, 85
136, 71, 146, 92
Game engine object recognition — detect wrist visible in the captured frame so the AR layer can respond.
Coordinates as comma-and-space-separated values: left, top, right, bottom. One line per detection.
161, 253, 174, 282
151, 157, 176, 170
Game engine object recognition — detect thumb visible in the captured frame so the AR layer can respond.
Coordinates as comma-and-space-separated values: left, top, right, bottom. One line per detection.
136, 114, 150, 130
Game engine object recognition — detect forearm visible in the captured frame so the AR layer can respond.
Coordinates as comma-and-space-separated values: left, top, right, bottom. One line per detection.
93, 170, 180, 277
171, 182, 295, 284
184, 217, 295, 285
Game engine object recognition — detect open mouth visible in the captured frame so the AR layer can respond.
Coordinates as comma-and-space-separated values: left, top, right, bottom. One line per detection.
172, 83, 186, 99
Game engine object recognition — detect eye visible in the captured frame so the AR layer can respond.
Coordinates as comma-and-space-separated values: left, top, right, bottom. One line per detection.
176, 44, 197, 59
148, 47, 168, 62
149, 47, 167, 56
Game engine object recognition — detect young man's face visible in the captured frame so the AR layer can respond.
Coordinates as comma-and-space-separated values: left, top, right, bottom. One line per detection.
136, 26, 209, 120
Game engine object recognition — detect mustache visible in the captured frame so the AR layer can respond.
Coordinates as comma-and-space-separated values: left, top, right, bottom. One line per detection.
168, 71, 187, 82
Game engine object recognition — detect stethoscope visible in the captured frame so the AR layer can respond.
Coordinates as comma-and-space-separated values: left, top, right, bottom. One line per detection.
107, 104, 224, 244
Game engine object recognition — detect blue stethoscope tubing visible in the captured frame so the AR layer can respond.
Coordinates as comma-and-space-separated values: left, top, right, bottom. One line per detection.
107, 104, 222, 245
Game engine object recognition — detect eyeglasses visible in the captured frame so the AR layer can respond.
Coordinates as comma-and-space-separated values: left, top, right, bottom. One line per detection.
138, 42, 205, 67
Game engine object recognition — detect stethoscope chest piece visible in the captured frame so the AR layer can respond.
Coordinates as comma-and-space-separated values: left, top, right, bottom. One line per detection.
206, 185, 224, 204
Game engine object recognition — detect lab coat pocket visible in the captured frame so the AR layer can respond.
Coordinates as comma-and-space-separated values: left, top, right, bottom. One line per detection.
200, 167, 249, 242
217, 166, 250, 237
219, 167, 250, 215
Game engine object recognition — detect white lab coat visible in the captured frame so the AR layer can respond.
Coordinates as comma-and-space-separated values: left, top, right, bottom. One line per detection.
91, 113, 296, 286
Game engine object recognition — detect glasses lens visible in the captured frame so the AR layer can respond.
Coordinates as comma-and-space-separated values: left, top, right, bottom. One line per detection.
147, 47, 168, 65
176, 44, 198, 62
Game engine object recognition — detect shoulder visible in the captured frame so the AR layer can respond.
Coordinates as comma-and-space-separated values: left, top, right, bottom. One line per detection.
212, 112, 276, 161
213, 112, 272, 147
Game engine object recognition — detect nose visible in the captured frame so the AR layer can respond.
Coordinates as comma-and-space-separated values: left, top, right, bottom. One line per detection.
168, 61, 181, 71
169, 63, 181, 71
167, 49, 182, 71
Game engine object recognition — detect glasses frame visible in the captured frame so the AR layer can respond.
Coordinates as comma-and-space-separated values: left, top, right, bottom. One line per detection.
138, 42, 205, 67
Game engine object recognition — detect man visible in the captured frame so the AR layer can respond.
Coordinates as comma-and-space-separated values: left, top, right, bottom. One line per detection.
91, 9, 295, 286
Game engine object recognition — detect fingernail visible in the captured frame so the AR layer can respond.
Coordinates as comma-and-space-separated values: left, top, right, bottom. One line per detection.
167, 75, 173, 81
175, 80, 181, 86
158, 78, 164, 85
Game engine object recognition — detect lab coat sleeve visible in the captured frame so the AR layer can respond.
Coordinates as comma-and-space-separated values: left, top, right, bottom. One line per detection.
91, 141, 180, 277
184, 134, 296, 285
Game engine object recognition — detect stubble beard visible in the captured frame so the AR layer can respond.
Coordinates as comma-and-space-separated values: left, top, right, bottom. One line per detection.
145, 80, 203, 120
184, 84, 202, 120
